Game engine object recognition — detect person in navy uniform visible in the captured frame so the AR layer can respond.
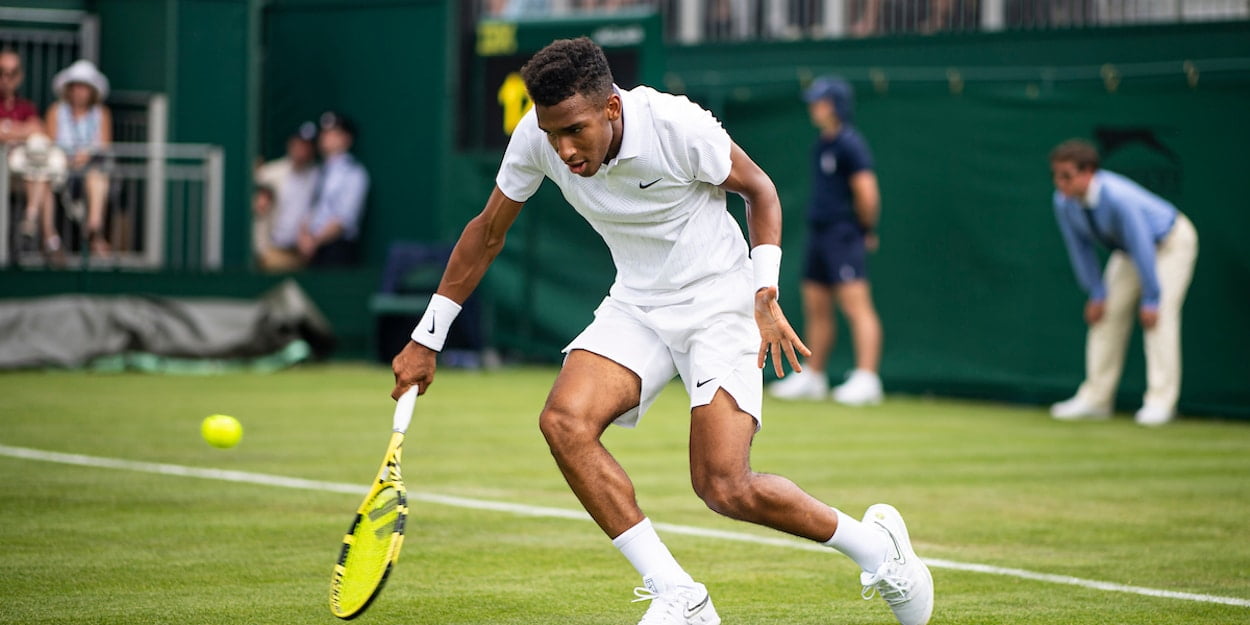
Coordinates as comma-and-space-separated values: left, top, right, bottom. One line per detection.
768, 76, 884, 406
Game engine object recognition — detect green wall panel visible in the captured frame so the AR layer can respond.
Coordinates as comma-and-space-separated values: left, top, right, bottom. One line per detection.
8, 4, 1246, 417
96, 0, 168, 94
261, 0, 452, 266
171, 0, 251, 268
444, 22, 1250, 417
1, 1, 87, 10
683, 25, 1250, 416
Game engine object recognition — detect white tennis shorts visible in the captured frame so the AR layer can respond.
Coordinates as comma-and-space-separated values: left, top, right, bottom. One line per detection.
562, 266, 764, 429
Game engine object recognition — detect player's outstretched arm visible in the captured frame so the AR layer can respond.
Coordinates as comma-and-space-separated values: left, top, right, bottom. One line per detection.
719, 141, 811, 376
391, 187, 524, 399
438, 187, 525, 304
720, 142, 780, 248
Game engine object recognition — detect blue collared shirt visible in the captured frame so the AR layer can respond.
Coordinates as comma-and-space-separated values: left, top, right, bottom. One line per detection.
308, 152, 369, 240
1053, 170, 1178, 309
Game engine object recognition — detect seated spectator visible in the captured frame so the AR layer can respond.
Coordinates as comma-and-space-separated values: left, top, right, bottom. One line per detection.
46, 59, 113, 258
298, 111, 368, 267
8, 134, 68, 264
253, 121, 319, 272
0, 49, 55, 256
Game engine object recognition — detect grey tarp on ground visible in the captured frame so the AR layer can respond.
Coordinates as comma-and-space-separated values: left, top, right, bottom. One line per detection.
0, 279, 335, 369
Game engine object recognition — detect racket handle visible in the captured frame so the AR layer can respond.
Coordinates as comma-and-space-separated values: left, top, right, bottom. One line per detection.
393, 386, 418, 434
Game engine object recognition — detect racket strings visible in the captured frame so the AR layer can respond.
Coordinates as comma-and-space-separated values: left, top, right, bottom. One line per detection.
333, 485, 405, 615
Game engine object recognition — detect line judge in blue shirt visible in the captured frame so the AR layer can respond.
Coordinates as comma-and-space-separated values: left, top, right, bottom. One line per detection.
1048, 139, 1198, 426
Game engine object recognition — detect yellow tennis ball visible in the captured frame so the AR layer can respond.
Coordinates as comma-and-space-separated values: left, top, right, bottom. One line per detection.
201, 414, 243, 448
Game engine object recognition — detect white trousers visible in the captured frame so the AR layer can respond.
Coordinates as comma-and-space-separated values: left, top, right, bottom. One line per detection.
1076, 214, 1198, 413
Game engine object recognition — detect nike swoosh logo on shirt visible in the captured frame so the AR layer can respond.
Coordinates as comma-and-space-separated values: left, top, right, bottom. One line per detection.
696, 378, 716, 388
684, 592, 710, 618
639, 178, 662, 189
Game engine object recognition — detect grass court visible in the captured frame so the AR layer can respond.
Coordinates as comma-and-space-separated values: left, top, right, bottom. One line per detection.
2, 364, 1247, 624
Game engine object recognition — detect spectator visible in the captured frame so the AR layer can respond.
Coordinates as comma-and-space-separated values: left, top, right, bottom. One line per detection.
0, 49, 56, 255
296, 111, 368, 267
849, 0, 884, 37
850, 0, 966, 36
488, 0, 550, 18
917, 0, 956, 33
575, 0, 635, 11
1048, 139, 1199, 426
7, 133, 68, 264
708, 0, 751, 39
46, 59, 113, 258
253, 121, 319, 272
768, 76, 884, 405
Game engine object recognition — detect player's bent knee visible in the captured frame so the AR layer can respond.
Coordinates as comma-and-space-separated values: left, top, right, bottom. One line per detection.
538, 406, 598, 449
692, 472, 754, 519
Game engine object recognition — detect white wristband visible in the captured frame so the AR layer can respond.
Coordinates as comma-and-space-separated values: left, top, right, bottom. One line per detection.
751, 244, 782, 293
410, 294, 463, 352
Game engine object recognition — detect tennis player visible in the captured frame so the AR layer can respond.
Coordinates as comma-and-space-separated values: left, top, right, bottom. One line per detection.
391, 37, 933, 625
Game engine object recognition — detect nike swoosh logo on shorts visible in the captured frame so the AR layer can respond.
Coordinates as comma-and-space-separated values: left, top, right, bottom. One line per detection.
684, 592, 710, 619
696, 378, 716, 388
639, 178, 662, 189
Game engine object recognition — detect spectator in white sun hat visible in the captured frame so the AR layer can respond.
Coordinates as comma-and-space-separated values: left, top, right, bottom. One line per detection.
46, 59, 114, 257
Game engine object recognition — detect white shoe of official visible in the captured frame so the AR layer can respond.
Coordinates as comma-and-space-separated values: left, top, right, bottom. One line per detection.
859, 504, 934, 625
633, 577, 720, 625
832, 370, 883, 406
1134, 404, 1175, 427
1049, 395, 1111, 421
767, 370, 828, 400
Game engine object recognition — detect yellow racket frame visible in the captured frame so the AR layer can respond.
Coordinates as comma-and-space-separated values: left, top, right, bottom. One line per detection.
329, 389, 417, 619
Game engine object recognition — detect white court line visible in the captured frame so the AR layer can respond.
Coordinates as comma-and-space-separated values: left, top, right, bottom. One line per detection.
2, 443, 1247, 609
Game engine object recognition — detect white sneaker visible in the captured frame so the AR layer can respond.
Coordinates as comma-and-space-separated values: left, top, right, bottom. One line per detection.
1049, 395, 1111, 421
633, 577, 720, 625
1134, 404, 1175, 427
832, 369, 883, 406
860, 504, 934, 625
767, 369, 828, 400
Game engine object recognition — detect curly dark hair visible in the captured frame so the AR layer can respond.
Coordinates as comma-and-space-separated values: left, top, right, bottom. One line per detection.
520, 37, 614, 107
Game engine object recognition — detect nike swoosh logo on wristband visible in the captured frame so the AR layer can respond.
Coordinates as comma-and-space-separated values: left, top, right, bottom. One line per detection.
426, 311, 437, 334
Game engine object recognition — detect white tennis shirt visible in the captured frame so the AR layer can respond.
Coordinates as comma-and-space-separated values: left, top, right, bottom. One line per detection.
496, 85, 750, 306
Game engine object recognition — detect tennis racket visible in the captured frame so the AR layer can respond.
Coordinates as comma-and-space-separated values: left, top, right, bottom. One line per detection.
329, 386, 418, 619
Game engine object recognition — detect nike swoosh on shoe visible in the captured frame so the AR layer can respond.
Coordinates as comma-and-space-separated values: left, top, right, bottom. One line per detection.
684, 592, 710, 619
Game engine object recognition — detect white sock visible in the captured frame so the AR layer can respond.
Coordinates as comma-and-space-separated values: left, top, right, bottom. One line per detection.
612, 518, 694, 591
823, 508, 890, 572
